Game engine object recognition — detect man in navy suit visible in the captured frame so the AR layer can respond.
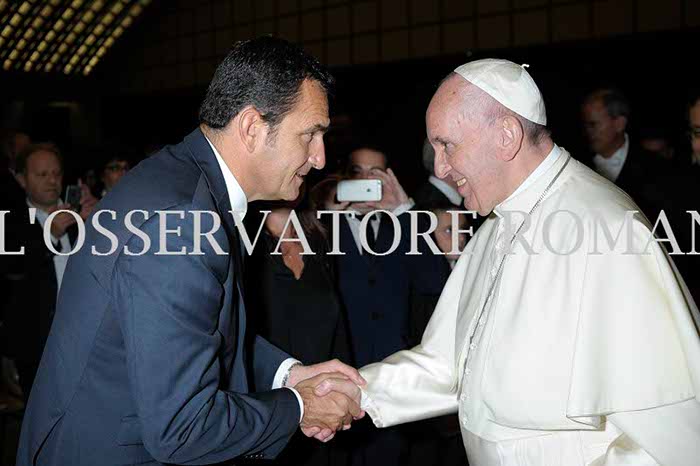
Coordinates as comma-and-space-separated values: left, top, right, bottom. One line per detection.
332, 145, 449, 466
16, 37, 364, 466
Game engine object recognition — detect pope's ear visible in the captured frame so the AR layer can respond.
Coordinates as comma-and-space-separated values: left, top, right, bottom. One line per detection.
236, 105, 268, 153
498, 115, 523, 161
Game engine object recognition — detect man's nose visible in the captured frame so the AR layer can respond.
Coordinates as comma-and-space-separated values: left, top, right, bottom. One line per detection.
310, 140, 326, 170
434, 152, 450, 179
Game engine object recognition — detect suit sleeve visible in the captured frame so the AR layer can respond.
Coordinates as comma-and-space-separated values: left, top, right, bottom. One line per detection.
252, 335, 293, 389
112, 212, 299, 465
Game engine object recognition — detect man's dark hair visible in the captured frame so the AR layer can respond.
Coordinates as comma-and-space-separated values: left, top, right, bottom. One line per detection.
345, 142, 390, 175
687, 89, 700, 116
15, 142, 63, 175
199, 36, 334, 134
586, 88, 630, 120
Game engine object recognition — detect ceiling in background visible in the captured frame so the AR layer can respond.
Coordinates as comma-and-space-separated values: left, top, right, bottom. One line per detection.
0, 0, 152, 76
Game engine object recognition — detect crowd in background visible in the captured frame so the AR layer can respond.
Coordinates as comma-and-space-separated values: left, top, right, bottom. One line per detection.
0, 85, 699, 465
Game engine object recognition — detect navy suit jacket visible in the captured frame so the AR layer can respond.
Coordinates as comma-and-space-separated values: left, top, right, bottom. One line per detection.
335, 213, 449, 367
16, 128, 300, 465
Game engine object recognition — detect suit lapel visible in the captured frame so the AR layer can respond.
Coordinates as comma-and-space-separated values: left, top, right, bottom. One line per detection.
183, 127, 245, 296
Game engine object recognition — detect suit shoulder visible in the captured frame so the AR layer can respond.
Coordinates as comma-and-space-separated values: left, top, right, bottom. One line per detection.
101, 144, 205, 214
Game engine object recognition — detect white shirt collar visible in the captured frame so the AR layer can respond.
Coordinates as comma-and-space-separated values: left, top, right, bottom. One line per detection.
692, 152, 700, 166
204, 136, 247, 219
592, 133, 629, 182
504, 144, 562, 202
428, 175, 463, 206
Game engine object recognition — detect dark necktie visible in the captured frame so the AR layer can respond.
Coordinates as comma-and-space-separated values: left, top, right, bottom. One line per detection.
357, 212, 381, 251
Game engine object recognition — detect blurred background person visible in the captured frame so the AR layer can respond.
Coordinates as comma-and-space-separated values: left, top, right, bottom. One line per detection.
0, 129, 31, 214
2, 143, 96, 401
687, 92, 700, 169
404, 200, 473, 466
639, 125, 676, 163
413, 138, 463, 210
326, 143, 448, 466
581, 87, 671, 219
99, 151, 131, 197
245, 197, 352, 466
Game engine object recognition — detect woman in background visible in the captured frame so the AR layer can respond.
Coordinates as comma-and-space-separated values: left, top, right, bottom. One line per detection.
244, 190, 352, 466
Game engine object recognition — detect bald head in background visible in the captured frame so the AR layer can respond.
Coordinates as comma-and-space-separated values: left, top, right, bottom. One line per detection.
426, 61, 552, 215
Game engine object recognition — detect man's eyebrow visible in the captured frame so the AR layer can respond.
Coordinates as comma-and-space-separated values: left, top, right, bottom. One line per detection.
304, 123, 330, 134
432, 137, 450, 145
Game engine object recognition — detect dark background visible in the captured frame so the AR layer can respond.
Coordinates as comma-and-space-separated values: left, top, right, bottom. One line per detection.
1, 1, 698, 195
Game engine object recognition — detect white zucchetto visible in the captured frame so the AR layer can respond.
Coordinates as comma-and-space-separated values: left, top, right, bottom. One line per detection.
454, 59, 547, 125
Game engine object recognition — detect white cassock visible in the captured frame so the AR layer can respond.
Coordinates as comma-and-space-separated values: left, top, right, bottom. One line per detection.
360, 145, 700, 466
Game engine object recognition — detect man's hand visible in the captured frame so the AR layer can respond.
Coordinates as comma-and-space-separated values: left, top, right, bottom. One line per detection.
288, 360, 366, 442
364, 168, 409, 211
324, 186, 350, 211
287, 358, 366, 389
48, 204, 77, 239
78, 180, 98, 220
297, 373, 362, 443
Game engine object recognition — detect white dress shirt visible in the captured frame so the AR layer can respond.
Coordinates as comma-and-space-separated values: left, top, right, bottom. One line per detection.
205, 136, 304, 421
428, 175, 462, 206
344, 200, 414, 253
592, 133, 629, 182
27, 199, 71, 294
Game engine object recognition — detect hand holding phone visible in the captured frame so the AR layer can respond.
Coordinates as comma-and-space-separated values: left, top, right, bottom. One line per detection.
64, 185, 81, 211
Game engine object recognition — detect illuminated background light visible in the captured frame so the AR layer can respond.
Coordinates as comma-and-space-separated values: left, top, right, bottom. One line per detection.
0, 0, 151, 75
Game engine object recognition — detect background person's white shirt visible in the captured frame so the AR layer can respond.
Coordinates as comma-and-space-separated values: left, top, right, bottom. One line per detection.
27, 199, 71, 293
345, 200, 414, 253
593, 133, 629, 182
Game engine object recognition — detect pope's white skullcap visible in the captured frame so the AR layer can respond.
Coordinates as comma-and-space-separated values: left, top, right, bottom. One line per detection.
454, 59, 547, 125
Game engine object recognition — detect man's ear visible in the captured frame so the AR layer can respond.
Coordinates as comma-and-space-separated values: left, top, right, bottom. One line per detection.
612, 115, 628, 134
498, 115, 523, 161
236, 105, 267, 153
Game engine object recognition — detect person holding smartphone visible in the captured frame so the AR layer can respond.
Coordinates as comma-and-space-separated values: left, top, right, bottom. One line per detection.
328, 144, 449, 466
3, 143, 96, 401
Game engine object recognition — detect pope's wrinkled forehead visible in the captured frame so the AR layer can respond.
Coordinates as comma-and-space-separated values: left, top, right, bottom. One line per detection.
428, 74, 463, 112
426, 74, 477, 136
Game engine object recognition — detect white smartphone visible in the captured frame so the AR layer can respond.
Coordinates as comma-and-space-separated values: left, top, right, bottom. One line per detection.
336, 179, 382, 202
64, 184, 81, 211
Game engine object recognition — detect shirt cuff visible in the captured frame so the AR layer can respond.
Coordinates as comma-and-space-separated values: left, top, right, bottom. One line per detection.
272, 357, 302, 389
286, 387, 305, 423
392, 199, 415, 217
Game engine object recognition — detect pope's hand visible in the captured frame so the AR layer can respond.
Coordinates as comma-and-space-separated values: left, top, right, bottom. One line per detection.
296, 373, 363, 443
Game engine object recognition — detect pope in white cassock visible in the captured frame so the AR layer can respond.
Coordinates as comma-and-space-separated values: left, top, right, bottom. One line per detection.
321, 60, 700, 465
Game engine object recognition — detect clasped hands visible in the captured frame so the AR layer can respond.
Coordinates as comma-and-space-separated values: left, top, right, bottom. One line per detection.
287, 359, 366, 443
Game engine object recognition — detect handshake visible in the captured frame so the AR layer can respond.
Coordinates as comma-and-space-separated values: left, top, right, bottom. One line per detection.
286, 359, 367, 443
